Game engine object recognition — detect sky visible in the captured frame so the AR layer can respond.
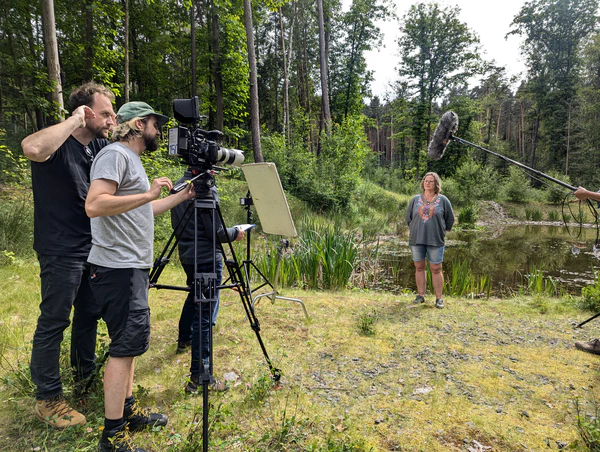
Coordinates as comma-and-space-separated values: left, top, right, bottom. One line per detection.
365, 0, 529, 99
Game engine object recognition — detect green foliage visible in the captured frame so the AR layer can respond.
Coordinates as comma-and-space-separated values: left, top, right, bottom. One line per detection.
294, 217, 360, 290
0, 130, 30, 186
524, 207, 542, 221
547, 210, 560, 222
363, 161, 419, 195
444, 261, 491, 299
263, 116, 370, 211
575, 396, 600, 452
0, 198, 34, 266
254, 218, 361, 291
545, 171, 572, 204
246, 371, 275, 405
442, 158, 501, 207
355, 308, 378, 336
581, 270, 600, 312
328, 0, 391, 120
502, 167, 531, 202
457, 204, 478, 228
520, 264, 562, 297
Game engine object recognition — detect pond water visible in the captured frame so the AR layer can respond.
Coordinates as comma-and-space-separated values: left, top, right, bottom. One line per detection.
376, 224, 600, 295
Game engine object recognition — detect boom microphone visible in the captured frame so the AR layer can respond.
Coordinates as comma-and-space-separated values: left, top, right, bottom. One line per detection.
427, 110, 459, 160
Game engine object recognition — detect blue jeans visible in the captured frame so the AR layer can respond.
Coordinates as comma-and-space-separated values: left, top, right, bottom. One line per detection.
179, 261, 222, 377
30, 255, 99, 400
409, 245, 445, 265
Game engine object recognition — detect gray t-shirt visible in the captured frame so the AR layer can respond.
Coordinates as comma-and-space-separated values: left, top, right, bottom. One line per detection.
88, 142, 154, 269
406, 193, 454, 247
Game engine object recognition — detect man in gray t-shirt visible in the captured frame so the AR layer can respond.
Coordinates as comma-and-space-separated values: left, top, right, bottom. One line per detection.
85, 102, 194, 452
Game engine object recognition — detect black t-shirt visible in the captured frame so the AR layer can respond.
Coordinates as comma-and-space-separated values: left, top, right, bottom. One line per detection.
31, 135, 109, 257
170, 171, 238, 265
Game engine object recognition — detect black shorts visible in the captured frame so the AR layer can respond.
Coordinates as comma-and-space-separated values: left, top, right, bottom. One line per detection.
89, 265, 150, 357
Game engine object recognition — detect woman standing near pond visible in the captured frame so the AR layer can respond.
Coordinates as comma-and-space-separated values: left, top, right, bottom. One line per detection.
406, 172, 455, 309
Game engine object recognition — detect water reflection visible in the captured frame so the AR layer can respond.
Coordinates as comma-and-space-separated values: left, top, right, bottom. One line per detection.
378, 225, 600, 295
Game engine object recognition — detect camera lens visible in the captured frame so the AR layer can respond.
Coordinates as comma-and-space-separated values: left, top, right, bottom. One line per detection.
216, 148, 244, 167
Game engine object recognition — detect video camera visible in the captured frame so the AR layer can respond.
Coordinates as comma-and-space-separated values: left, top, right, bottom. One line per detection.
167, 96, 244, 169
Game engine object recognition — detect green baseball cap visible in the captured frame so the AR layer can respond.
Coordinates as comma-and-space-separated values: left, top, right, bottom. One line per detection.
116, 101, 169, 128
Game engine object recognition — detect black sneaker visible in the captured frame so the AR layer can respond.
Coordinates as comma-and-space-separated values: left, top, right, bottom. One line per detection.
99, 426, 146, 452
124, 398, 168, 432
413, 295, 425, 304
175, 340, 191, 354
435, 298, 444, 309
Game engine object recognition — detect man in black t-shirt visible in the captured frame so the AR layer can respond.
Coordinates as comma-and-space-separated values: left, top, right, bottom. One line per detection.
21, 82, 115, 429
170, 171, 244, 393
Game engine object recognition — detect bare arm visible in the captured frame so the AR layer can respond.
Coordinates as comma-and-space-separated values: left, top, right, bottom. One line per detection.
86, 177, 174, 218
152, 184, 195, 216
21, 106, 93, 162
574, 187, 600, 202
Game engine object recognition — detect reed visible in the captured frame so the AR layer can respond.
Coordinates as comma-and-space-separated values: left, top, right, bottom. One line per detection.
255, 217, 360, 290
519, 264, 563, 297
442, 261, 492, 298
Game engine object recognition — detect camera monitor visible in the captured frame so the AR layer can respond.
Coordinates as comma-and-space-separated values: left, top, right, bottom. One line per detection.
241, 163, 297, 237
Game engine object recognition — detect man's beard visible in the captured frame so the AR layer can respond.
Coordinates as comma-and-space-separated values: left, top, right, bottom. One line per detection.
143, 132, 159, 152
87, 123, 109, 139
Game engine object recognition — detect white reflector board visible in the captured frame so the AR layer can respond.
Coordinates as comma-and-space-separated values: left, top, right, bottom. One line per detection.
241, 162, 297, 237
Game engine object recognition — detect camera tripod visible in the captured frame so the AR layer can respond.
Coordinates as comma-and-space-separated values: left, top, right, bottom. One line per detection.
149, 169, 281, 452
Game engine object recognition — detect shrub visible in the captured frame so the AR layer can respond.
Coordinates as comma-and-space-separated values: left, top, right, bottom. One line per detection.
263, 116, 370, 212
502, 167, 531, 202
525, 208, 542, 221
442, 159, 500, 207
458, 204, 478, 227
545, 171, 572, 204
356, 308, 378, 336
582, 271, 600, 312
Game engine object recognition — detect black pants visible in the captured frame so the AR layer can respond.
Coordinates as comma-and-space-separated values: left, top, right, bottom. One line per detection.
178, 261, 222, 377
30, 255, 99, 400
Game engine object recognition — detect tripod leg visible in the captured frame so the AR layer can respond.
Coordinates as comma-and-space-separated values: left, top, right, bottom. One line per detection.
576, 312, 600, 328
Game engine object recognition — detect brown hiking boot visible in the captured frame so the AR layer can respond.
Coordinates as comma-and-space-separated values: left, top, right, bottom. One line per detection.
35, 394, 86, 429
575, 338, 600, 355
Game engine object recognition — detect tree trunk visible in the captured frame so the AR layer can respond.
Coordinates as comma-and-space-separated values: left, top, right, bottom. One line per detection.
530, 110, 540, 168
84, 0, 94, 81
211, 1, 224, 130
190, 1, 197, 98
317, 0, 331, 135
243, 0, 263, 162
565, 102, 571, 176
41, 0, 64, 122
124, 0, 130, 102
279, 7, 290, 143
496, 101, 503, 138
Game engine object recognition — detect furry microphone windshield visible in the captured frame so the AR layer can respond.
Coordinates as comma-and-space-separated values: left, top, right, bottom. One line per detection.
427, 111, 459, 160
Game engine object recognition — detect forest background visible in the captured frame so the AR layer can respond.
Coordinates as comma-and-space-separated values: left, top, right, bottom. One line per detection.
2, 0, 600, 214
3, 1, 600, 450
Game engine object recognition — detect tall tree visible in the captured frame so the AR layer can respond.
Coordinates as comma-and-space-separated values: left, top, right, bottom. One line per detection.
329, 0, 390, 121
124, 0, 130, 102
397, 2, 481, 177
41, 0, 64, 121
508, 0, 598, 170
244, 0, 264, 162
317, 0, 331, 134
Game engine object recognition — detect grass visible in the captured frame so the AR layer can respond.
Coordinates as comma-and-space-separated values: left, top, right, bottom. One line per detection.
1, 261, 600, 451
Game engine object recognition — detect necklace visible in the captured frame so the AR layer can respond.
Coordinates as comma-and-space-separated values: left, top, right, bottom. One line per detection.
422, 194, 437, 204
